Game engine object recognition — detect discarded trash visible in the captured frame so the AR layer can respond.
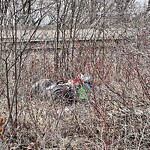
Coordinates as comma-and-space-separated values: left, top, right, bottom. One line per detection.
80, 74, 91, 82
30, 74, 91, 104
77, 87, 87, 100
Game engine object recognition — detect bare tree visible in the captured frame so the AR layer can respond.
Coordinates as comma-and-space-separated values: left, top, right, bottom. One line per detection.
147, 0, 150, 12
0, 0, 53, 135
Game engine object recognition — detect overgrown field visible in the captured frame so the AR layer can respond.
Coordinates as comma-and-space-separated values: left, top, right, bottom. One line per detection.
0, 42, 150, 150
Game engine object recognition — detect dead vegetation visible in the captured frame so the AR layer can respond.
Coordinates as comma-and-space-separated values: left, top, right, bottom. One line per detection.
0, 0, 150, 149
0, 43, 150, 149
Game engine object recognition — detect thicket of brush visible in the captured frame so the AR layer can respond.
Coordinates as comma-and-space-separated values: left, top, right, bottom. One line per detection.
0, 33, 149, 149
0, 0, 149, 149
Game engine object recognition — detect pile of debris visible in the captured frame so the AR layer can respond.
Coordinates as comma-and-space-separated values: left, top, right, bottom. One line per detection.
30, 74, 92, 104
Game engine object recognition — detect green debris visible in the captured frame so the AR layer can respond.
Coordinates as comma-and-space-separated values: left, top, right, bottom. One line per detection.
77, 87, 87, 100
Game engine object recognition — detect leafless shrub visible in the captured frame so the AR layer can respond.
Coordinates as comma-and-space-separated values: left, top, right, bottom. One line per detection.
0, 0, 150, 150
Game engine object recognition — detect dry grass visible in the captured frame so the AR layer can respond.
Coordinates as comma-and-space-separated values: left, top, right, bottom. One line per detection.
0, 44, 150, 149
